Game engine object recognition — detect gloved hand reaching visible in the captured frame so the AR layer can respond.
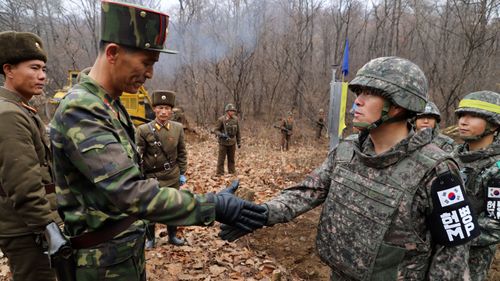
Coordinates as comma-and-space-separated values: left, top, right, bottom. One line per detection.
206, 180, 268, 232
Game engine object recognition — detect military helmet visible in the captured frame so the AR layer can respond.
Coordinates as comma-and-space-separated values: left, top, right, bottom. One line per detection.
416, 101, 441, 123
349, 56, 428, 113
100, 0, 176, 54
455, 91, 500, 126
225, 103, 236, 112
0, 31, 47, 75
152, 90, 175, 107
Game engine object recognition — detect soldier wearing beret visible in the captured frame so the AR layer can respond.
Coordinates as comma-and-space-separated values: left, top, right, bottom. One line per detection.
0, 31, 59, 281
49, 1, 267, 280
214, 103, 241, 176
136, 90, 187, 247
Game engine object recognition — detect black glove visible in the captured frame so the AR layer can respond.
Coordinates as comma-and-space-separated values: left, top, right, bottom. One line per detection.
207, 180, 268, 232
219, 223, 251, 242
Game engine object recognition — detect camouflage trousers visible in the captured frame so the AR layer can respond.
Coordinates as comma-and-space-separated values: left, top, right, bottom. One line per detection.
280, 133, 291, 151
75, 232, 146, 281
216, 144, 236, 175
0, 234, 56, 281
469, 244, 496, 281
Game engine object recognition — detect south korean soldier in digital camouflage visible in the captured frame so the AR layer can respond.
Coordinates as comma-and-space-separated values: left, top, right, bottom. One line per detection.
453, 90, 500, 281
0, 31, 60, 281
415, 101, 456, 153
220, 56, 480, 281
49, 1, 267, 280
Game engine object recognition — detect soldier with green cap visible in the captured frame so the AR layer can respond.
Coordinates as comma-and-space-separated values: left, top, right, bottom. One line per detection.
49, 1, 268, 280
220, 56, 479, 280
452, 91, 500, 281
0, 31, 59, 281
135, 90, 187, 247
414, 101, 456, 153
214, 103, 241, 176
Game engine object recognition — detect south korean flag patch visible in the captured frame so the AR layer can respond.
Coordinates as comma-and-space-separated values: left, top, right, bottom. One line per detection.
486, 178, 500, 220
429, 171, 480, 246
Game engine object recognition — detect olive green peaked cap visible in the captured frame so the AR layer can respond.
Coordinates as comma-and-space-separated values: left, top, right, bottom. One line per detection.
152, 90, 175, 107
101, 0, 176, 54
0, 31, 47, 75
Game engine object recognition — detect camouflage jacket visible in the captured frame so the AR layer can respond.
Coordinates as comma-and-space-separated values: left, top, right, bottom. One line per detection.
265, 128, 473, 280
214, 115, 241, 146
0, 87, 59, 237
431, 129, 456, 153
454, 135, 500, 247
135, 120, 187, 187
50, 74, 214, 238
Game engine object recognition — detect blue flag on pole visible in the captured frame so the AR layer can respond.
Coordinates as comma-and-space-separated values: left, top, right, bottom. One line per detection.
341, 39, 349, 77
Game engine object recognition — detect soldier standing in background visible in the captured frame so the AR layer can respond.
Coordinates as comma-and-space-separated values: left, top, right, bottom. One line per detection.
136, 90, 187, 247
414, 101, 456, 153
49, 1, 267, 280
279, 112, 294, 151
220, 57, 479, 281
214, 103, 241, 176
316, 108, 326, 139
0, 31, 59, 281
453, 91, 500, 281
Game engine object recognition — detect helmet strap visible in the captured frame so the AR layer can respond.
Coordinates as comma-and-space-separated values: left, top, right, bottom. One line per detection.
461, 122, 496, 142
353, 100, 392, 132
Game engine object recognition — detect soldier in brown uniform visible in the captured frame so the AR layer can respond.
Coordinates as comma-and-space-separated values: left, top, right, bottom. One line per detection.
214, 103, 241, 175
0, 31, 59, 281
136, 90, 187, 246
279, 112, 294, 151
316, 108, 326, 139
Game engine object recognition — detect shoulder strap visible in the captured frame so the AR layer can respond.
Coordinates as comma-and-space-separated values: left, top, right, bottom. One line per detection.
147, 122, 174, 163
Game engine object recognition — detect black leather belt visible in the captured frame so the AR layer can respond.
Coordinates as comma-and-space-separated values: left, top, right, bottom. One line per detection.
146, 161, 177, 174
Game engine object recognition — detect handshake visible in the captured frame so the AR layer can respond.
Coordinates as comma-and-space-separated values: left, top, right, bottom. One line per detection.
207, 180, 267, 242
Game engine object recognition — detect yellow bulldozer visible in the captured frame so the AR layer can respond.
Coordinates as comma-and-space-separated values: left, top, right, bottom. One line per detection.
47, 70, 155, 126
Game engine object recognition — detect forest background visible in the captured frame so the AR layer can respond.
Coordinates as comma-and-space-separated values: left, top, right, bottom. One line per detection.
0, 0, 498, 128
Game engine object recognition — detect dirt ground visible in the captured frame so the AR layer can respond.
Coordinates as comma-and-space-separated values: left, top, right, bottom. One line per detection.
1, 127, 500, 280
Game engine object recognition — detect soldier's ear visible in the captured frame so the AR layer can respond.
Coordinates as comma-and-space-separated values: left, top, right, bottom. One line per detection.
105, 43, 120, 65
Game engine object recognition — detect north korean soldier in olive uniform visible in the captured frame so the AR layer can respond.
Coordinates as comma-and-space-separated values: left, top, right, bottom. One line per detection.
49, 1, 267, 280
453, 91, 500, 281
136, 90, 187, 247
279, 112, 294, 150
415, 101, 456, 153
214, 103, 241, 175
0, 31, 59, 281
316, 108, 326, 139
221, 57, 479, 281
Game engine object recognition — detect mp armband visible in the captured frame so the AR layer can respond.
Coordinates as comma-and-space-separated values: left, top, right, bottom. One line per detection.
428, 171, 480, 246
486, 177, 500, 220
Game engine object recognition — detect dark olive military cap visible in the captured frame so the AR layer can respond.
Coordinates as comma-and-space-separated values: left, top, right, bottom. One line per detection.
0, 31, 47, 75
152, 90, 176, 107
101, 0, 177, 54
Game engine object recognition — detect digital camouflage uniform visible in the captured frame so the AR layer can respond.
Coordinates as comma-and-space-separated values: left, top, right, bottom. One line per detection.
453, 91, 500, 281
49, 3, 215, 280
215, 104, 241, 175
265, 129, 474, 280
221, 57, 479, 280
416, 102, 456, 153
0, 31, 59, 281
280, 115, 293, 151
135, 90, 187, 246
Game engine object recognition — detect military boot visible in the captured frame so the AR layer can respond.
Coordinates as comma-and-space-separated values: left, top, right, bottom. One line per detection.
167, 225, 185, 246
